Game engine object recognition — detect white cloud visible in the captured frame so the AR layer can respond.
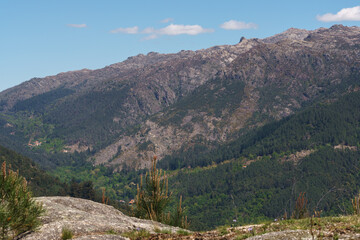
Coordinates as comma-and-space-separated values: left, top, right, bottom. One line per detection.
317, 6, 360, 22
157, 24, 214, 35
160, 18, 174, 23
111, 24, 213, 40
220, 20, 258, 30
67, 24, 87, 28
141, 24, 214, 39
110, 26, 139, 34
142, 34, 158, 40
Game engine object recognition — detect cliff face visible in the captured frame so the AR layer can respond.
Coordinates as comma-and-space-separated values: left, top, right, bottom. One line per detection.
1, 25, 360, 169
22, 197, 180, 240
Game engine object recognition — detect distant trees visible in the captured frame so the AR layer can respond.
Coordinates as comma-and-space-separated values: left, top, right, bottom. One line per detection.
69, 179, 96, 201
0, 162, 44, 239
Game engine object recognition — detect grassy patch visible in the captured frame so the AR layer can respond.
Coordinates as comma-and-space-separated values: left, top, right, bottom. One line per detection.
121, 229, 151, 240
176, 229, 190, 236
216, 225, 230, 235
106, 229, 118, 235
154, 227, 171, 234
61, 227, 73, 240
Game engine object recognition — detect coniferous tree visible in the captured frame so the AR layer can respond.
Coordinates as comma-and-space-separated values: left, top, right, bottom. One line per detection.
0, 162, 44, 239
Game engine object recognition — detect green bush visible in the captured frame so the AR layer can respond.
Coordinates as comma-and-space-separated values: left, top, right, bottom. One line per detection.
61, 227, 73, 239
0, 161, 44, 239
134, 156, 189, 228
134, 156, 172, 222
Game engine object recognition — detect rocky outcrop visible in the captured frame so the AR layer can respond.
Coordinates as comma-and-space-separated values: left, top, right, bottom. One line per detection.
21, 197, 181, 240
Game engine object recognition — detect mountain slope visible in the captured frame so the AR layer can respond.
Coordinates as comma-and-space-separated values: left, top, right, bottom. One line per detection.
167, 91, 360, 230
93, 24, 360, 169
0, 144, 67, 196
0, 25, 360, 170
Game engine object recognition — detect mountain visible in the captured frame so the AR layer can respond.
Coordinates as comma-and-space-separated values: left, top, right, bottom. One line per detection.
2, 24, 360, 233
0, 24, 360, 170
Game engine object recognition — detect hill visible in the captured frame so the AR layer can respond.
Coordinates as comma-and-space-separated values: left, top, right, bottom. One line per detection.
0, 144, 67, 196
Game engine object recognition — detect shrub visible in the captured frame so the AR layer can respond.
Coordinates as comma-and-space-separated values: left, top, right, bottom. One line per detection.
134, 156, 172, 222
134, 156, 189, 228
291, 192, 308, 219
0, 161, 44, 239
61, 227, 73, 240
352, 193, 360, 215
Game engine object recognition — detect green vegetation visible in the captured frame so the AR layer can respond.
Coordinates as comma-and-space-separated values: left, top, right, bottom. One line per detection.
52, 162, 140, 203
0, 162, 44, 240
176, 229, 190, 236
154, 77, 245, 126
134, 157, 189, 228
134, 157, 172, 222
159, 92, 360, 230
61, 227, 73, 240
45, 86, 133, 149
160, 91, 360, 170
12, 88, 75, 114
153, 228, 171, 234
170, 145, 360, 230
121, 229, 151, 240
1, 74, 360, 233
0, 145, 67, 196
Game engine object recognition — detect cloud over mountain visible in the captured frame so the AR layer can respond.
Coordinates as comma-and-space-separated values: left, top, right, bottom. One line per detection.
317, 6, 360, 22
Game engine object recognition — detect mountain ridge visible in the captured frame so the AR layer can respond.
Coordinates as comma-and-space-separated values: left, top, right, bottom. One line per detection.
0, 24, 359, 170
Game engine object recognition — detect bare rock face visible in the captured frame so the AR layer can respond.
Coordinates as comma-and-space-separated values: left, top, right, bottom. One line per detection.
21, 197, 181, 240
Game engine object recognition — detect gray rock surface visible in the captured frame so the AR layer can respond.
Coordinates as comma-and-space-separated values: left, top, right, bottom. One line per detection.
21, 196, 180, 240
246, 230, 313, 240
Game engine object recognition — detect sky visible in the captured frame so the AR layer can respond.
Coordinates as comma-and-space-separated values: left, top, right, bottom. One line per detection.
1, 0, 360, 92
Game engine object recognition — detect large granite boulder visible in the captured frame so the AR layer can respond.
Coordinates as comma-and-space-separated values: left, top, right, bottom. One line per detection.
20, 196, 181, 240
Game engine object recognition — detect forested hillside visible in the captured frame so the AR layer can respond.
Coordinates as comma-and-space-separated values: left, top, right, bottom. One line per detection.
165, 91, 360, 230
0, 144, 67, 196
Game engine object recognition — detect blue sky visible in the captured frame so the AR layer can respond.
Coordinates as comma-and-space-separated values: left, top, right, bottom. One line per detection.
1, 0, 360, 92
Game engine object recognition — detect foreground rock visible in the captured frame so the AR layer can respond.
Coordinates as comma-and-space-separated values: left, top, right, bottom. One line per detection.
21, 196, 181, 240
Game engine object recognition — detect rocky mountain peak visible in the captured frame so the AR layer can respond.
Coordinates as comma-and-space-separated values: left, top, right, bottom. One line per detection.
261, 27, 311, 43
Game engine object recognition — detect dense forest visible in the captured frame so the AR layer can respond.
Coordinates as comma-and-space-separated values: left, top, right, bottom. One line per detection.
159, 91, 360, 230
159, 91, 360, 170
171, 147, 359, 230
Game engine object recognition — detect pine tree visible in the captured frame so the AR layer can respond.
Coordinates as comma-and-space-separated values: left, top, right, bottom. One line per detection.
0, 162, 44, 239
135, 156, 171, 222
134, 156, 189, 228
